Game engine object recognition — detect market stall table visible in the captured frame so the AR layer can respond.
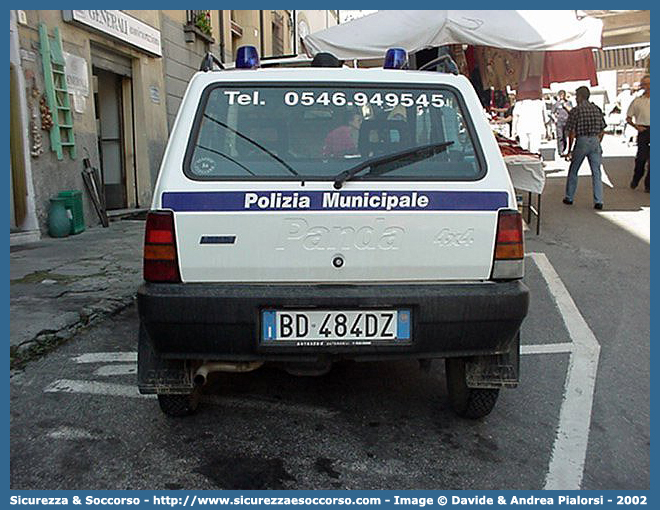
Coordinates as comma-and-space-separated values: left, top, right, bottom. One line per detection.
496, 135, 545, 234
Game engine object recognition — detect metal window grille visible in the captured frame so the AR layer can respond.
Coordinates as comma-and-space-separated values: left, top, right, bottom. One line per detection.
593, 45, 649, 71
186, 10, 207, 25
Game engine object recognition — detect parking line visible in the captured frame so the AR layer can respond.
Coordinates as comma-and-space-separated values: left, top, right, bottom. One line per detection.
72, 352, 137, 364
43, 378, 336, 417
44, 379, 152, 399
94, 364, 137, 376
521, 343, 573, 355
47, 426, 98, 440
528, 252, 601, 490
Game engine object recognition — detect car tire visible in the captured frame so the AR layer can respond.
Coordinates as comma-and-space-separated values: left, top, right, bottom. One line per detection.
445, 357, 499, 419
157, 391, 200, 417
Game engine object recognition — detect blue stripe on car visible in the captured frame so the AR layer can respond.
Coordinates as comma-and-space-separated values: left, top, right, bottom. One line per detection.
162, 191, 508, 212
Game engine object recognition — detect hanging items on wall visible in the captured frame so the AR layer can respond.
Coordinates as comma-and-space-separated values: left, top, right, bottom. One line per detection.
39, 94, 54, 130
29, 82, 44, 157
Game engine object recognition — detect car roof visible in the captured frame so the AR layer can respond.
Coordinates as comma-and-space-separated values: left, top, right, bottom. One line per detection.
190, 67, 470, 87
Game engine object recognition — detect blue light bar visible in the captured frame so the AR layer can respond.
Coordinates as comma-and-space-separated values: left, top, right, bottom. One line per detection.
384, 48, 408, 69
236, 46, 260, 69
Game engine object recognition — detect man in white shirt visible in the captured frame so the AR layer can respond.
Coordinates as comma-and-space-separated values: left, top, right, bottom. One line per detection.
626, 75, 651, 192
512, 99, 546, 154
616, 83, 635, 143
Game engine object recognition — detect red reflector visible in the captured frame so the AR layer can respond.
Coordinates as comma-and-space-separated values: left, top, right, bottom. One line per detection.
146, 229, 174, 244
498, 230, 521, 243
494, 210, 524, 260
497, 213, 523, 242
144, 211, 180, 283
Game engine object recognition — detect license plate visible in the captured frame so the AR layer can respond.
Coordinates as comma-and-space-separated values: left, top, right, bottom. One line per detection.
261, 309, 411, 344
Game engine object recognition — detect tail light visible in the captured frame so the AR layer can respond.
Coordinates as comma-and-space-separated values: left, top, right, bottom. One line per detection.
143, 211, 181, 283
491, 210, 524, 280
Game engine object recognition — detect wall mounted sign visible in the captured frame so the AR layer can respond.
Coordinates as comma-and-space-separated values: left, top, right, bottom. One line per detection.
62, 10, 162, 57
149, 86, 161, 104
63, 52, 89, 96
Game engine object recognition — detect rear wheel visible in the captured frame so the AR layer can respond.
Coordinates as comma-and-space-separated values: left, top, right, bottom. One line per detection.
445, 358, 499, 419
157, 390, 200, 417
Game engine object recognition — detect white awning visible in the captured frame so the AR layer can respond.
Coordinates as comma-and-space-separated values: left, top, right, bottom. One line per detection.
303, 11, 603, 60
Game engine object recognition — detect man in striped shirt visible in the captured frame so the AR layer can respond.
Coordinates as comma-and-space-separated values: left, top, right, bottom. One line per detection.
562, 86, 607, 210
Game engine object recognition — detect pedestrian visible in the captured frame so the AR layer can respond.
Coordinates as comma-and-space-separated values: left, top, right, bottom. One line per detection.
562, 86, 607, 210
544, 96, 555, 141
490, 91, 515, 138
504, 90, 516, 138
616, 83, 635, 143
512, 98, 545, 154
626, 75, 650, 192
552, 90, 571, 155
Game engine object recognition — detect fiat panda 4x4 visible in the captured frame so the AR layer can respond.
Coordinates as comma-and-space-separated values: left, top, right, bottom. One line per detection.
138, 48, 529, 419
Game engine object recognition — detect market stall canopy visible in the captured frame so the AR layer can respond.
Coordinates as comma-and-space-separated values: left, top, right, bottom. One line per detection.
303, 10, 603, 60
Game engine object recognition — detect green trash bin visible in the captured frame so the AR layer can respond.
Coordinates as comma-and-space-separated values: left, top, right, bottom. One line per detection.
57, 190, 85, 235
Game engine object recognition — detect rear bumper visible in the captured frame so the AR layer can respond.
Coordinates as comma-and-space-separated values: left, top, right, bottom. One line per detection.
137, 280, 529, 361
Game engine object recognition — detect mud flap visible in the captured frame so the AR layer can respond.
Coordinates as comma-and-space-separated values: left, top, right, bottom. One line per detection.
465, 332, 520, 389
138, 323, 195, 395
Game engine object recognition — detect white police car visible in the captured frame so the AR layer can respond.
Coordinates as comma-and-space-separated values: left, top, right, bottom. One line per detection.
138, 47, 529, 418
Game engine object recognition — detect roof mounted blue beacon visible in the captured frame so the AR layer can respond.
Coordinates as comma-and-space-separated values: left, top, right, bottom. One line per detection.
236, 45, 260, 69
384, 48, 408, 69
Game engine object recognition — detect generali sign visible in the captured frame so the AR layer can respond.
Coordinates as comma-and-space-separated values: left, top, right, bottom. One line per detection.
62, 10, 162, 57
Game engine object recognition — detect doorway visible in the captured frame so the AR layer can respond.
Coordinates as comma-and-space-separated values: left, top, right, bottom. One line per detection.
93, 67, 134, 211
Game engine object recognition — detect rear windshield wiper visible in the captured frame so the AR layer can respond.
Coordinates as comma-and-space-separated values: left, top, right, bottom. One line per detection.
332, 141, 454, 189
202, 114, 300, 177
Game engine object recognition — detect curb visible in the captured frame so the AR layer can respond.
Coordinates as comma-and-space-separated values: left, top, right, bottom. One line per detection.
10, 294, 137, 371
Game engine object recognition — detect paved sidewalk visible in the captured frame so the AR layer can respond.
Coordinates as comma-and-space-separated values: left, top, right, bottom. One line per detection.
10, 219, 145, 363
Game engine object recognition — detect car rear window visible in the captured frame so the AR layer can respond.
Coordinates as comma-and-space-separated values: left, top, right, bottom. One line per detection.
184, 83, 485, 181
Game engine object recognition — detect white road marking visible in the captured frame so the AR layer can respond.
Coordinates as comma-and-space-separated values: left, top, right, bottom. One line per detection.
43, 378, 335, 417
521, 343, 573, 355
94, 364, 137, 376
72, 352, 137, 364
44, 379, 152, 399
47, 426, 98, 440
528, 252, 601, 490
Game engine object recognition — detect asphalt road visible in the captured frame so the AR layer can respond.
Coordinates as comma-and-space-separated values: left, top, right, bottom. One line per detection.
9, 253, 648, 490
9, 302, 563, 490
10, 137, 650, 490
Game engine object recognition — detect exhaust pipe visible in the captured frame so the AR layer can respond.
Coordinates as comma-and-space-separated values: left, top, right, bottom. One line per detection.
193, 361, 264, 387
